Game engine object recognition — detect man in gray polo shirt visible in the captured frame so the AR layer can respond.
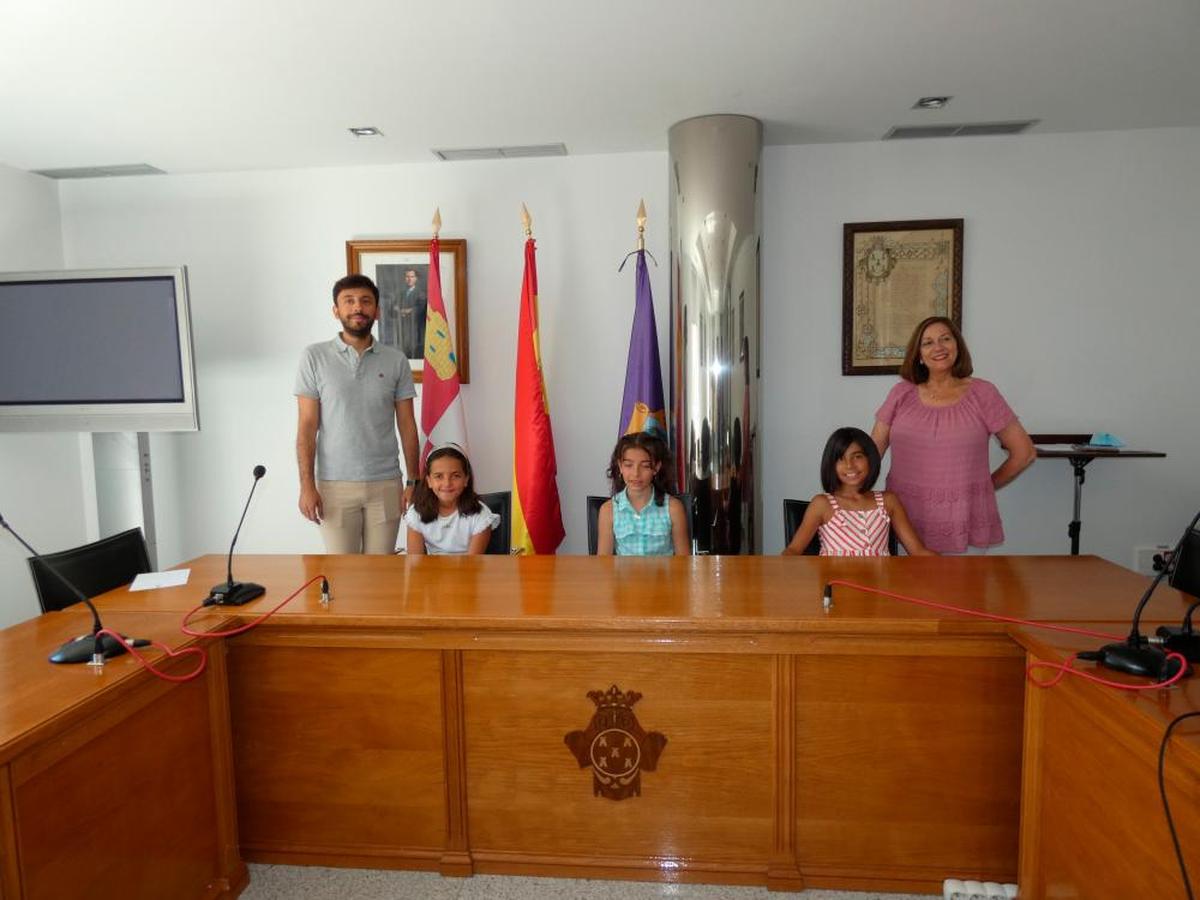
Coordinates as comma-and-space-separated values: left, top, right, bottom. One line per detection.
295, 274, 420, 553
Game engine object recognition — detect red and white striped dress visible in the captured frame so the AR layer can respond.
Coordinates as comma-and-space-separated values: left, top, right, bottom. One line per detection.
818, 492, 892, 557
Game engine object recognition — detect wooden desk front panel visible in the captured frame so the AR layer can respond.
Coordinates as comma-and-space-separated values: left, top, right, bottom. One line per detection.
8, 661, 238, 900
794, 643, 1025, 892
1019, 660, 1200, 899
462, 651, 774, 880
227, 643, 446, 865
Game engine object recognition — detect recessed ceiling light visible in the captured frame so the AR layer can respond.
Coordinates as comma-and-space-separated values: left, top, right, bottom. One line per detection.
913, 96, 952, 110
348, 126, 384, 137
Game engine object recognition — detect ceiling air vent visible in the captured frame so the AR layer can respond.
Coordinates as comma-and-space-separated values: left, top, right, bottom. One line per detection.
32, 163, 166, 179
433, 143, 568, 161
883, 121, 1038, 140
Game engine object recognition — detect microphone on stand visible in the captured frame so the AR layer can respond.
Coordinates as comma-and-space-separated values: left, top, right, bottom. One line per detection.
1153, 517, 1200, 662
0, 511, 148, 666
1085, 508, 1200, 680
205, 465, 267, 607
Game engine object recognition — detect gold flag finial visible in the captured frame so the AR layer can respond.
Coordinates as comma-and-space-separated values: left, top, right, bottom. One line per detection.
432, 207, 442, 237
521, 203, 533, 237
636, 198, 647, 251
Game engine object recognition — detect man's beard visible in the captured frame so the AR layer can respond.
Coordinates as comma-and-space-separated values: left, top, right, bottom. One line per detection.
340, 316, 374, 338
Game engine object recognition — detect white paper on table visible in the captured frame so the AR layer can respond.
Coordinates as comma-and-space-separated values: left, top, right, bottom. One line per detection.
129, 569, 191, 591
1034, 444, 1077, 452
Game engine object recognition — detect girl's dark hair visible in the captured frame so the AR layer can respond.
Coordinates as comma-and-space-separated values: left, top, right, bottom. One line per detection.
819, 427, 881, 494
411, 447, 482, 523
607, 432, 675, 506
899, 316, 973, 384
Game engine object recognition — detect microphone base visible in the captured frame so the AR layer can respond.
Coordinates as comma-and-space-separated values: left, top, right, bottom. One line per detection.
207, 581, 265, 607
49, 632, 149, 665
1094, 640, 1187, 681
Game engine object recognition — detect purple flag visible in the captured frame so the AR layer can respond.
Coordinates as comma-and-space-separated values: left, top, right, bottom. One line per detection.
618, 250, 666, 437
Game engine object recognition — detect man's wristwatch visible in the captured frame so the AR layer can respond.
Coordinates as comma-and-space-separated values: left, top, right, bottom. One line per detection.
405, 479, 418, 487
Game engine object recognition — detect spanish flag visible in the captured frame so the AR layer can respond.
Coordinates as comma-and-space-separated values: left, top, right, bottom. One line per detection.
511, 237, 565, 555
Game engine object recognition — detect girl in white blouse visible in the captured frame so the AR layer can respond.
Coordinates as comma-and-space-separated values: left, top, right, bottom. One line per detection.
404, 447, 499, 554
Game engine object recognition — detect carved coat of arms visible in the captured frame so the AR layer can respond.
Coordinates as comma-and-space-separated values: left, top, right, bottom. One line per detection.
564, 684, 666, 800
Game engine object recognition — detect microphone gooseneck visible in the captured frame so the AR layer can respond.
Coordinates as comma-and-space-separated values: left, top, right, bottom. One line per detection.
0, 511, 143, 666
206, 465, 267, 607
1093, 508, 1200, 681
225, 465, 266, 587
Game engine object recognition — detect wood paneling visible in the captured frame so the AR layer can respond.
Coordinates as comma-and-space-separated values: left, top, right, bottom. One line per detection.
12, 671, 227, 900
463, 652, 773, 871
1015, 631, 1200, 899
795, 642, 1025, 891
227, 643, 446, 860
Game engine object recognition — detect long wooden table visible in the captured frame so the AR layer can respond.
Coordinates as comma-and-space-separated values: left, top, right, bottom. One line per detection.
2, 555, 1195, 898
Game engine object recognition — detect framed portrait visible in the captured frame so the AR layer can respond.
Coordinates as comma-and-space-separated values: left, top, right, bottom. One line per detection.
345, 238, 469, 383
842, 219, 962, 376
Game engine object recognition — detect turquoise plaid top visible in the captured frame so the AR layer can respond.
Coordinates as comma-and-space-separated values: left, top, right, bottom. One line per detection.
612, 489, 674, 556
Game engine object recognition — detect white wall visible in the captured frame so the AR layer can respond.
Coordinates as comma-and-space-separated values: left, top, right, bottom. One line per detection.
54, 127, 1200, 573
59, 153, 670, 561
0, 164, 94, 628
761, 127, 1200, 562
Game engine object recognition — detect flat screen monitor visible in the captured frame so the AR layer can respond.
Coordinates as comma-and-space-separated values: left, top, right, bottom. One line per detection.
0, 267, 199, 432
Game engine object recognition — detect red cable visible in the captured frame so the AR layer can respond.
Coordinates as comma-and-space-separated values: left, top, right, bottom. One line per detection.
94, 627, 208, 683
180, 574, 325, 639
1026, 653, 1190, 691
825, 579, 1191, 690
825, 578, 1126, 641
90, 574, 324, 684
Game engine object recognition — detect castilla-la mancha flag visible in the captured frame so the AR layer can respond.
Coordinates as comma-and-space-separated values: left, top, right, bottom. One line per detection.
420, 236, 469, 467
511, 238, 565, 555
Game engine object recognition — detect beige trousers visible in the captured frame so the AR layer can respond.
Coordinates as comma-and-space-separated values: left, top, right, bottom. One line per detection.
317, 478, 403, 554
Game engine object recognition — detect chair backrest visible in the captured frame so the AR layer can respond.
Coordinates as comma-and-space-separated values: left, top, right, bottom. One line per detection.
783, 499, 821, 555
783, 497, 901, 556
586, 495, 607, 555
27, 527, 151, 613
477, 491, 511, 555
587, 492, 694, 555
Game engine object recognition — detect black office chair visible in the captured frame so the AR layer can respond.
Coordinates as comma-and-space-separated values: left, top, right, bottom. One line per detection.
27, 527, 151, 613
783, 498, 900, 555
478, 491, 511, 555
782, 499, 822, 556
587, 492, 693, 555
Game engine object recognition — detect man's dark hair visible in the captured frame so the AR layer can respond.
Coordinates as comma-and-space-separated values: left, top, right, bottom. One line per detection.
331, 274, 379, 303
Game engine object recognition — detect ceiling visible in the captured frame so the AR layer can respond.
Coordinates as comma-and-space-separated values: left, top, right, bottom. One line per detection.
2, 0, 1198, 176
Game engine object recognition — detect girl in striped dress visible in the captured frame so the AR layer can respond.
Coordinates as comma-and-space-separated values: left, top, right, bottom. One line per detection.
783, 427, 934, 557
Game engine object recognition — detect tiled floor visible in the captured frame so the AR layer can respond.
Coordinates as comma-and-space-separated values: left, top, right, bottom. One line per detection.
240, 865, 934, 899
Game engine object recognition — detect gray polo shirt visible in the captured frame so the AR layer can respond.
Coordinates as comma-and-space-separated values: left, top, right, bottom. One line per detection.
294, 335, 417, 482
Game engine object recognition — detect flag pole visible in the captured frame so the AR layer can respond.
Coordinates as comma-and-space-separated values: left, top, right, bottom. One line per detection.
521, 203, 533, 238
432, 207, 441, 237
620, 199, 656, 271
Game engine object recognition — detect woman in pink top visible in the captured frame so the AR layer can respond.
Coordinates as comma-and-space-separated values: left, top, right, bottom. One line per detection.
871, 317, 1036, 554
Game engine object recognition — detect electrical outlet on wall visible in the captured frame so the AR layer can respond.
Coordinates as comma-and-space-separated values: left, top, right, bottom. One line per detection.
1134, 545, 1173, 575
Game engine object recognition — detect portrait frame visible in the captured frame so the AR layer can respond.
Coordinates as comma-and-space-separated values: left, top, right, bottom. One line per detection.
842, 218, 963, 376
345, 238, 470, 383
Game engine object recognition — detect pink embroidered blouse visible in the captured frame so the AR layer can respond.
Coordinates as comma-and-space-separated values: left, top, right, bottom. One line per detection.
874, 379, 1016, 553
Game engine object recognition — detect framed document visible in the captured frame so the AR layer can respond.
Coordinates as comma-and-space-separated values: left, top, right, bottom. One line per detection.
842, 219, 962, 375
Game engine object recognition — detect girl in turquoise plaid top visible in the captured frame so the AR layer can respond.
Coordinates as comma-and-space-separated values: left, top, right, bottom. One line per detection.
596, 433, 689, 556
